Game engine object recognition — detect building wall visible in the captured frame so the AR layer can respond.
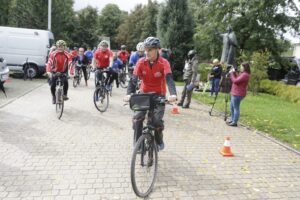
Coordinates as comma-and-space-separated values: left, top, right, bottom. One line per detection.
293, 43, 300, 58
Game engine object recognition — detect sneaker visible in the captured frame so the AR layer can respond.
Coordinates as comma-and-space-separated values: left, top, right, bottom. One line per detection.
63, 95, 69, 101
182, 105, 189, 109
52, 96, 56, 104
177, 102, 183, 106
227, 122, 237, 127
158, 142, 165, 151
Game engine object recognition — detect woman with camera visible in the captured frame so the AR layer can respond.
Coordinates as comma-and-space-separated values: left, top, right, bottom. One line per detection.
227, 62, 251, 127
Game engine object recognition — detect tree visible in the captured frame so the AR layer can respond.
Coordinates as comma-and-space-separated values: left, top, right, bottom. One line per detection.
157, 0, 194, 79
190, 0, 300, 61
140, 0, 159, 40
115, 5, 146, 51
249, 50, 270, 95
70, 6, 99, 48
98, 4, 127, 49
0, 0, 14, 26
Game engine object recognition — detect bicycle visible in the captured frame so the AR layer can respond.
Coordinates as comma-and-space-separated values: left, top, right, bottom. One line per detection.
23, 58, 33, 81
93, 69, 110, 112
118, 67, 129, 88
129, 93, 167, 198
86, 63, 92, 80
73, 63, 83, 88
54, 72, 67, 119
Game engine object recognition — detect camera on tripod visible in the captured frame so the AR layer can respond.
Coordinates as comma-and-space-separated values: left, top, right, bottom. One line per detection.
225, 65, 238, 75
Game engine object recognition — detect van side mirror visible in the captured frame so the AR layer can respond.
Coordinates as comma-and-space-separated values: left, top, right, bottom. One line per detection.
0, 58, 3, 62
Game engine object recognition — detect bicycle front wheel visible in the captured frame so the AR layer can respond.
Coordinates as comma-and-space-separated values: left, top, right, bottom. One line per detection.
119, 72, 128, 88
55, 89, 64, 119
73, 76, 78, 88
93, 87, 109, 112
131, 133, 158, 198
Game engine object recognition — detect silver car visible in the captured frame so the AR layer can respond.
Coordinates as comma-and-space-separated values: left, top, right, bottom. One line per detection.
0, 57, 9, 84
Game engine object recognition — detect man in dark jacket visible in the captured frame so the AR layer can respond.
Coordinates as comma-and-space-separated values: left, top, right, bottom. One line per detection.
178, 50, 199, 108
74, 47, 90, 86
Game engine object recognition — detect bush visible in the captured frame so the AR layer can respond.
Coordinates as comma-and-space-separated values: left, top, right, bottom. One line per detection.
198, 63, 211, 82
260, 79, 300, 104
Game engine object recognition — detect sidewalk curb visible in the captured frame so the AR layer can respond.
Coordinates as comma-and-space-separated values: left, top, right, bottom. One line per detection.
0, 83, 45, 109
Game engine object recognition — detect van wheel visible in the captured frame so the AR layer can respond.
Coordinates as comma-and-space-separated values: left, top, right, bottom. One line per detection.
25, 65, 38, 79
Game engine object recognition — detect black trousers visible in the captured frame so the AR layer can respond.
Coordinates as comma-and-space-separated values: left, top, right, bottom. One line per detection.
50, 75, 68, 96
133, 104, 165, 144
179, 79, 193, 106
76, 66, 87, 82
106, 71, 119, 87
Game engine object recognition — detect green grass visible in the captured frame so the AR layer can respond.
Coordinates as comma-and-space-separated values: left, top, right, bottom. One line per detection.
175, 81, 184, 86
193, 92, 300, 151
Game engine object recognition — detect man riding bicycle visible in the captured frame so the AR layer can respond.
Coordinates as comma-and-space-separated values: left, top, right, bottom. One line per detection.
118, 45, 130, 71
124, 37, 177, 150
93, 40, 113, 87
128, 42, 145, 76
74, 47, 89, 86
46, 40, 74, 104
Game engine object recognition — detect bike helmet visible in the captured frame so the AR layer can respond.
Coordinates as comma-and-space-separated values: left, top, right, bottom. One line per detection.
121, 45, 126, 50
136, 42, 145, 51
143, 37, 160, 49
99, 40, 109, 47
56, 40, 66, 47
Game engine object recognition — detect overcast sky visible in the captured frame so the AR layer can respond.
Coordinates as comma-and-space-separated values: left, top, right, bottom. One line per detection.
73, 0, 164, 12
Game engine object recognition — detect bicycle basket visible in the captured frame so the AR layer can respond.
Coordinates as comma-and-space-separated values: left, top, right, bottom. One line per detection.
129, 93, 156, 111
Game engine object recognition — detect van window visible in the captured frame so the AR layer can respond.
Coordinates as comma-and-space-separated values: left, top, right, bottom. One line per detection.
49, 39, 54, 47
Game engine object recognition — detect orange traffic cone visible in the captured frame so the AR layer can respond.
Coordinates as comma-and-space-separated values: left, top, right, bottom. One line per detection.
171, 103, 180, 114
220, 137, 234, 157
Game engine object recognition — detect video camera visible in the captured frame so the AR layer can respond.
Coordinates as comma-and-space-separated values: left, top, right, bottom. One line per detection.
226, 64, 238, 74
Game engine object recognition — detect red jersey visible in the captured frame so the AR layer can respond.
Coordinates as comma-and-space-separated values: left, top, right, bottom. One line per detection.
71, 50, 78, 58
117, 50, 130, 62
134, 56, 172, 96
46, 50, 73, 73
93, 49, 113, 68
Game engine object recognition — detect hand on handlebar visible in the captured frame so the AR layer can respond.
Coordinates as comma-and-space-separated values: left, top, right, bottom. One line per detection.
123, 95, 131, 102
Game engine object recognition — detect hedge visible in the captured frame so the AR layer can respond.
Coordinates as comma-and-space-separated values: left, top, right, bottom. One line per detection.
260, 79, 300, 104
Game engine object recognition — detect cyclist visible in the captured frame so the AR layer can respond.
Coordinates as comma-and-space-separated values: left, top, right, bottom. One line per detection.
84, 47, 94, 64
106, 52, 123, 89
117, 45, 130, 71
74, 47, 89, 86
93, 40, 113, 87
128, 42, 145, 75
124, 37, 177, 150
71, 47, 78, 62
46, 40, 74, 104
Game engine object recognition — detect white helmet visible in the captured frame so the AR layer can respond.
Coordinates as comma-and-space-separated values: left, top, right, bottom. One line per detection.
136, 42, 145, 51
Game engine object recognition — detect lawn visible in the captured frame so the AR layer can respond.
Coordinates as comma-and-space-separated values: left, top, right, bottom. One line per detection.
193, 91, 300, 151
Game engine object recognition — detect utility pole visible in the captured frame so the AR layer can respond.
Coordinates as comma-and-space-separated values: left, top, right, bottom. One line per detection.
48, 0, 52, 31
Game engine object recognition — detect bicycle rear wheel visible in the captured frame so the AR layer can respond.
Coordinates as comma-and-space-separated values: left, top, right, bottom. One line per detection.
93, 87, 109, 112
131, 133, 158, 198
55, 88, 64, 119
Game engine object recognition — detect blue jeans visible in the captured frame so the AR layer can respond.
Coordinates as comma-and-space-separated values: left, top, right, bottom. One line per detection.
210, 78, 220, 96
230, 95, 244, 124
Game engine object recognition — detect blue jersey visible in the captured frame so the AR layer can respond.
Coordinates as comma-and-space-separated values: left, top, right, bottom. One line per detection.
111, 58, 123, 73
84, 50, 93, 61
129, 52, 144, 67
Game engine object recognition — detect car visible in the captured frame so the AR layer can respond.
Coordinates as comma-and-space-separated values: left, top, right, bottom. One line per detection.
281, 57, 300, 85
0, 57, 9, 84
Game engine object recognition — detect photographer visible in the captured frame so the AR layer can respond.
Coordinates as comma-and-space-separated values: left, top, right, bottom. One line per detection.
227, 62, 251, 126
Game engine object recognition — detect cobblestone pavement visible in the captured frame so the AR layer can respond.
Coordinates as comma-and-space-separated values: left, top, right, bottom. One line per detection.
0, 75, 299, 200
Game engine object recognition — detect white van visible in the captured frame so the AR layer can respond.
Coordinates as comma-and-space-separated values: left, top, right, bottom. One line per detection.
0, 26, 54, 77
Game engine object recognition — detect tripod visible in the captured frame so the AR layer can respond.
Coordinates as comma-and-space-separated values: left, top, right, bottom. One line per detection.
208, 73, 231, 121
